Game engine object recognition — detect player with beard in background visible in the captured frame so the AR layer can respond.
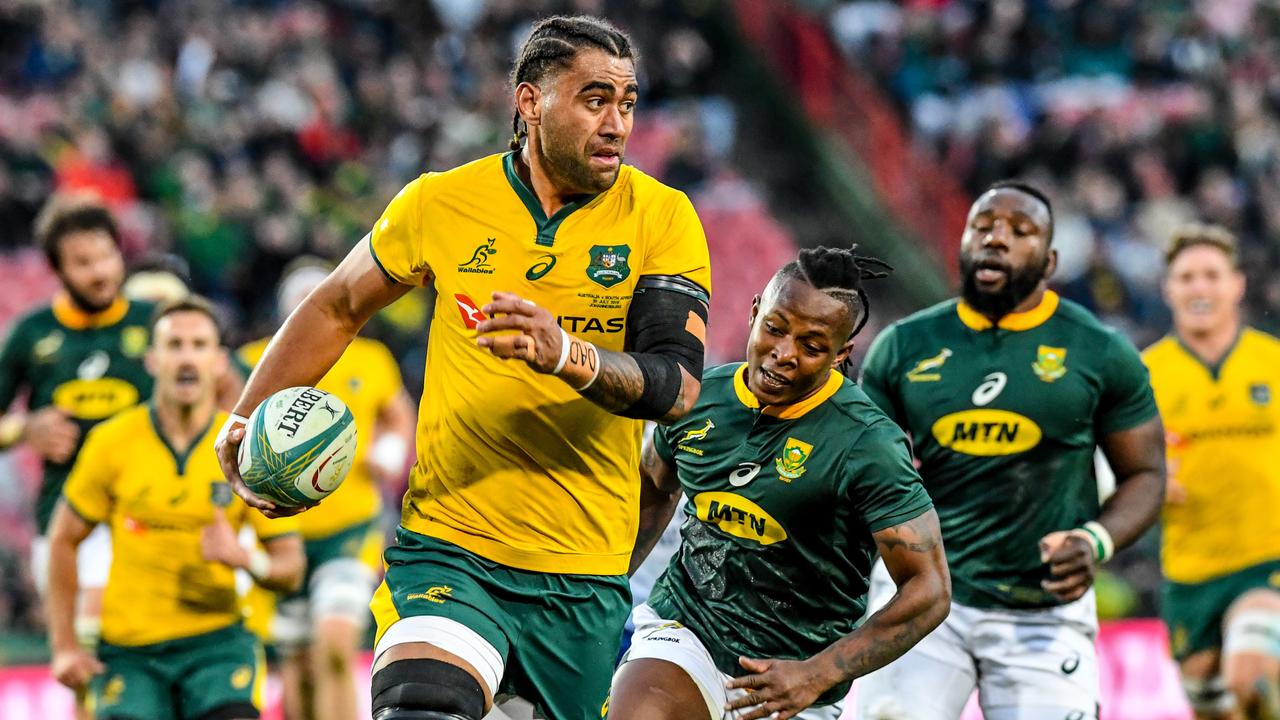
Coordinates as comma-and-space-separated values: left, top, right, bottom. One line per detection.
855, 181, 1166, 720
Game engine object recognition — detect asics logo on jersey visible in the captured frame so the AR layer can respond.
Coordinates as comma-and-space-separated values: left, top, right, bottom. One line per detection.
78, 350, 110, 380
693, 491, 788, 546
458, 238, 497, 275
729, 462, 761, 487
907, 348, 952, 382
932, 409, 1042, 456
407, 586, 453, 604
454, 294, 488, 330
526, 254, 557, 280
971, 372, 1008, 406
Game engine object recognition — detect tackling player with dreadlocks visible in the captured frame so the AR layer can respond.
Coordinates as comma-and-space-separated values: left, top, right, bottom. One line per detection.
613, 246, 951, 720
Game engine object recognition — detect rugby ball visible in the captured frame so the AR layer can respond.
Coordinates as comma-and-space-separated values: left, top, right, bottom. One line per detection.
237, 386, 357, 507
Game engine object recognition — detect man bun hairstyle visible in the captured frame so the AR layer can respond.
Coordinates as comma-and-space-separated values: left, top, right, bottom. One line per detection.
1165, 223, 1239, 268
508, 15, 636, 151
35, 195, 123, 270
777, 245, 893, 339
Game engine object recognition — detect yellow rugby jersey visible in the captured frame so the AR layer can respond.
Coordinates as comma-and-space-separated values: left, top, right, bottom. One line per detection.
1144, 328, 1280, 583
369, 152, 711, 575
62, 405, 299, 646
240, 336, 402, 539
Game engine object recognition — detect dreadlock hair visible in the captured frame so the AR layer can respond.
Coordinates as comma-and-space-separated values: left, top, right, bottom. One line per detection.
986, 179, 1055, 242
508, 15, 636, 151
774, 245, 893, 340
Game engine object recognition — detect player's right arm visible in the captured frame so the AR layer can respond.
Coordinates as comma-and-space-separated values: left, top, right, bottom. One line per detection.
0, 317, 80, 460
215, 237, 413, 514
47, 425, 115, 690
725, 510, 949, 720
629, 426, 681, 575
857, 325, 908, 428
46, 503, 104, 690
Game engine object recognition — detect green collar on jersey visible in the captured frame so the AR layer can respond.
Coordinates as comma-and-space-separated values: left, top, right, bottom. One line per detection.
957, 290, 1060, 332
1174, 326, 1244, 381
731, 363, 843, 419
148, 404, 217, 476
502, 151, 599, 247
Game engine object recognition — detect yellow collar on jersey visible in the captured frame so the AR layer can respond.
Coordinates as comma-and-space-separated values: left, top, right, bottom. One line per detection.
957, 290, 1059, 332
733, 363, 843, 419
52, 294, 130, 330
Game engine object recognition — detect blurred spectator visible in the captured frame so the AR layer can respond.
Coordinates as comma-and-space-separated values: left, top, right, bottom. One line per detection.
830, 0, 1280, 348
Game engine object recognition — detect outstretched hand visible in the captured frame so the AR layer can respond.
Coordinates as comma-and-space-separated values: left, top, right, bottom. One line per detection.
724, 656, 829, 720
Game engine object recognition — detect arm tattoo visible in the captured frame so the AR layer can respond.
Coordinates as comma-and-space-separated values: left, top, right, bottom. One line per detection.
875, 512, 939, 554
579, 349, 646, 412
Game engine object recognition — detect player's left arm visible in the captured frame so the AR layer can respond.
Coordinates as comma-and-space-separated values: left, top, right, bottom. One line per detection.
368, 346, 415, 486
1041, 332, 1166, 602
479, 192, 710, 423
629, 425, 682, 575
477, 275, 709, 423
726, 509, 949, 720
203, 510, 305, 592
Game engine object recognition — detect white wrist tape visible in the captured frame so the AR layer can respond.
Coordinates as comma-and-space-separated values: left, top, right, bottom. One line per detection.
216, 413, 250, 446
370, 434, 409, 475
553, 328, 574, 375
1072, 521, 1115, 563
247, 548, 272, 581
575, 355, 601, 391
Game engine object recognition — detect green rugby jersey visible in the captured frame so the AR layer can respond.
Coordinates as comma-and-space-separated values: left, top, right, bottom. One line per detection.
0, 296, 154, 532
860, 291, 1157, 610
647, 363, 932, 705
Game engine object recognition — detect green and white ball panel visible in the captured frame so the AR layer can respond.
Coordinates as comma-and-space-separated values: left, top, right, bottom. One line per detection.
238, 386, 357, 507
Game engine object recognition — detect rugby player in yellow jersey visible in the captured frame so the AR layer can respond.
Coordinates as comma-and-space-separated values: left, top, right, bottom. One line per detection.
213, 15, 711, 720
1144, 224, 1280, 720
240, 259, 415, 720
46, 297, 305, 720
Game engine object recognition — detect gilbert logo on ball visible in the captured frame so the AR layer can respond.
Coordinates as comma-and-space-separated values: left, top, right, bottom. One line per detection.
237, 386, 357, 507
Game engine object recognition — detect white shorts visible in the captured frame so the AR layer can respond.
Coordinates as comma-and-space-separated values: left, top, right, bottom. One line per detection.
855, 561, 1100, 720
618, 604, 844, 720
30, 524, 112, 597
274, 557, 378, 650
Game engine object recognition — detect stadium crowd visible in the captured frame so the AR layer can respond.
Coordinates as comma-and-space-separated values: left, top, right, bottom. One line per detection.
829, 0, 1280, 346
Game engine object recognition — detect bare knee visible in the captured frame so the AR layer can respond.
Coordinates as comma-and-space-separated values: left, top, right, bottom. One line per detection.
610, 659, 708, 720
312, 617, 359, 676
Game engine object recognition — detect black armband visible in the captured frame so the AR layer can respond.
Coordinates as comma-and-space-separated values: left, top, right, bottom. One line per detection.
619, 275, 709, 420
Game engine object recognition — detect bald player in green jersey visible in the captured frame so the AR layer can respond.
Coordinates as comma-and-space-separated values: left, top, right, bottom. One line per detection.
855, 181, 1166, 720
611, 247, 951, 720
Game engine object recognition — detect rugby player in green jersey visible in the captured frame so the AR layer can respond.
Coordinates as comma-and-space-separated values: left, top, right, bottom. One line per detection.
611, 247, 951, 720
0, 197, 153, 719
855, 181, 1166, 720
